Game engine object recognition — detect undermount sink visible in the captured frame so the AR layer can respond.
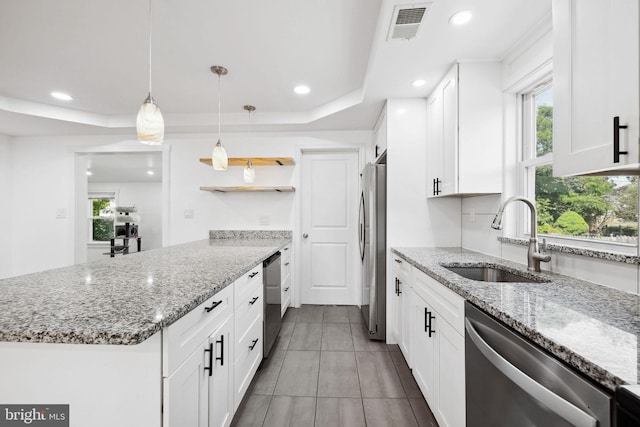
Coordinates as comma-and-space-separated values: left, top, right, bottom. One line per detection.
444, 265, 550, 283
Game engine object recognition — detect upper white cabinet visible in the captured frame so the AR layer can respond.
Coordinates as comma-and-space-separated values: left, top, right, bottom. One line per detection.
373, 105, 388, 161
553, 0, 639, 175
427, 62, 503, 197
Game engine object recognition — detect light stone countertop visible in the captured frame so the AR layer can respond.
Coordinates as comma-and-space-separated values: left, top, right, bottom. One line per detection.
392, 246, 640, 392
0, 236, 290, 346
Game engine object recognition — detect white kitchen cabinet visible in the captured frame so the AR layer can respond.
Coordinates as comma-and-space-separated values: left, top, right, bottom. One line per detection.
163, 286, 235, 427
233, 265, 264, 411
553, 0, 639, 176
281, 244, 292, 316
373, 104, 388, 160
391, 255, 412, 365
427, 62, 502, 197
412, 268, 465, 427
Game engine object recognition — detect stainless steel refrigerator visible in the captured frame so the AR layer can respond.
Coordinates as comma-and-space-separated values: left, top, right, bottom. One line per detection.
359, 161, 386, 341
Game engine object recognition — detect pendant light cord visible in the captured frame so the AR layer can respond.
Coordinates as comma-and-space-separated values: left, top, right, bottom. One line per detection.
218, 75, 221, 140
148, 0, 153, 96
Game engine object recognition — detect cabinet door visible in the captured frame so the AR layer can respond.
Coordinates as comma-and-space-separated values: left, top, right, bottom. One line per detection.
553, 0, 639, 175
440, 66, 458, 195
427, 90, 443, 196
164, 341, 209, 427
412, 296, 437, 404
434, 318, 465, 427
400, 283, 414, 367
391, 275, 403, 344
209, 317, 234, 427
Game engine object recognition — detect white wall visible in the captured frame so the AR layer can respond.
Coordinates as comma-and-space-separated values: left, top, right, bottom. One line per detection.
0, 134, 13, 278
5, 131, 370, 277
87, 182, 163, 262
460, 17, 640, 294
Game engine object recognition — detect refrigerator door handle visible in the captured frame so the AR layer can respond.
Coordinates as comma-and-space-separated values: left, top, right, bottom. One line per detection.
359, 192, 366, 261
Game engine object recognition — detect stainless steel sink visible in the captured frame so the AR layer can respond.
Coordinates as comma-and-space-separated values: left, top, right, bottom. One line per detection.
444, 266, 549, 283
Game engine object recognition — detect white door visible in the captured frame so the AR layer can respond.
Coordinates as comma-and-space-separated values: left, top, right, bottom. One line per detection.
301, 150, 359, 305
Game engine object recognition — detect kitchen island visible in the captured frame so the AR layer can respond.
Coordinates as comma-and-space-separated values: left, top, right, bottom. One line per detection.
0, 232, 290, 427
392, 246, 640, 392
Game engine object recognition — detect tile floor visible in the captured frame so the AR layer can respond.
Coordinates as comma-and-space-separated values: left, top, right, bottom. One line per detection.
231, 305, 439, 427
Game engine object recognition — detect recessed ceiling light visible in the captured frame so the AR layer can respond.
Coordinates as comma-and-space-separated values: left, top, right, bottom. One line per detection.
147, 170, 154, 176
86, 170, 92, 176
412, 79, 426, 87
50, 91, 73, 101
294, 85, 310, 95
449, 10, 472, 26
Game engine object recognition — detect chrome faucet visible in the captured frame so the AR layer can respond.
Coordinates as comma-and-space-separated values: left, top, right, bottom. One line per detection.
491, 196, 551, 272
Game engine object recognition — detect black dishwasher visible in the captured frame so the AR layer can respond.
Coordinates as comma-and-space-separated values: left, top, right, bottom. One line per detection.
263, 252, 281, 358
616, 385, 640, 426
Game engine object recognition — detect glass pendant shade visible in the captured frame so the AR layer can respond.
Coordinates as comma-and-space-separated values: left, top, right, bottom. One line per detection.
212, 139, 228, 170
137, 94, 164, 145
244, 160, 255, 183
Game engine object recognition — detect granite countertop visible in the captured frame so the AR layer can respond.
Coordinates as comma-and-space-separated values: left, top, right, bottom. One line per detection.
392, 247, 640, 392
0, 234, 290, 346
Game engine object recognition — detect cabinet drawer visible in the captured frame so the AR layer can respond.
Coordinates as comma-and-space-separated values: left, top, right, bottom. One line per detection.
234, 265, 263, 310
234, 285, 263, 357
392, 255, 411, 278
163, 285, 234, 377
234, 315, 263, 410
413, 268, 464, 335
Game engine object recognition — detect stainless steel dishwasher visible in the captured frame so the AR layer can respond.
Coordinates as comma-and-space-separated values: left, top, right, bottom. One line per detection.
465, 302, 612, 427
263, 252, 281, 358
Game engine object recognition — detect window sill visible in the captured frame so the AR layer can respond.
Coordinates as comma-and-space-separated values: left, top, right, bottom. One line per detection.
498, 236, 639, 265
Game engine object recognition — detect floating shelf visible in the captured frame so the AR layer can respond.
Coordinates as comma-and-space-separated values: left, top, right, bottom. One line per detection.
199, 157, 295, 167
200, 186, 295, 193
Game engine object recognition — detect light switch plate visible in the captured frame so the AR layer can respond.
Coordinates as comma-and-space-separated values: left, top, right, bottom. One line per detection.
259, 216, 270, 225
184, 209, 194, 219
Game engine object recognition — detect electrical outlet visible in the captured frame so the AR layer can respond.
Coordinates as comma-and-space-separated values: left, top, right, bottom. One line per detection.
184, 209, 194, 219
55, 208, 67, 219
259, 216, 270, 226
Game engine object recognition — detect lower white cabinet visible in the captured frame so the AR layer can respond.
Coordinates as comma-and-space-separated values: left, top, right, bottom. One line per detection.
411, 267, 465, 427
164, 315, 234, 427
281, 244, 292, 316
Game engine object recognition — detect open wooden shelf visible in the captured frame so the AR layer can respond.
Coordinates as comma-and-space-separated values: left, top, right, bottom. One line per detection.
200, 186, 295, 193
199, 157, 295, 167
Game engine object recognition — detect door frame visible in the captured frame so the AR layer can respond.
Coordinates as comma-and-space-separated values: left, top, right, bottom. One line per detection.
294, 146, 365, 307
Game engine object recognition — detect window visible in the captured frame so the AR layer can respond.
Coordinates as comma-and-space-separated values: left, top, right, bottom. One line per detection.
520, 84, 638, 247
88, 192, 116, 243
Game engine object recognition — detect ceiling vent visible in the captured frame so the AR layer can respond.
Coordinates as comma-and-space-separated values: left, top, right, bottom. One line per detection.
387, 3, 431, 41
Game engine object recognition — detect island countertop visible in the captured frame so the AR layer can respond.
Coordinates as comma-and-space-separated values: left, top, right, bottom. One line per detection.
0, 236, 289, 346
392, 246, 640, 392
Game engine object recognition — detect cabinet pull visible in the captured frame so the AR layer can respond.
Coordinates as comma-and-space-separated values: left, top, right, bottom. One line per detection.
397, 279, 402, 295
432, 178, 437, 195
204, 342, 214, 376
428, 312, 436, 338
375, 144, 380, 158
394, 258, 402, 264
204, 300, 222, 313
284, 287, 290, 292
249, 271, 259, 278
249, 338, 259, 351
613, 116, 629, 163
285, 262, 290, 266
249, 296, 260, 305
424, 307, 429, 332
216, 335, 225, 366
284, 247, 289, 251
435, 178, 442, 195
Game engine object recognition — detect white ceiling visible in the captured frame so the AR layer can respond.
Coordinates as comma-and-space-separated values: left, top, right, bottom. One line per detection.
87, 152, 163, 183
0, 0, 551, 137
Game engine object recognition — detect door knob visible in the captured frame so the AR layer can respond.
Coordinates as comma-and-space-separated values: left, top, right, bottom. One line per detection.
303, 233, 309, 238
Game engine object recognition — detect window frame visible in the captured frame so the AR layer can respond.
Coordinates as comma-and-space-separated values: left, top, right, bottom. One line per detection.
88, 191, 117, 245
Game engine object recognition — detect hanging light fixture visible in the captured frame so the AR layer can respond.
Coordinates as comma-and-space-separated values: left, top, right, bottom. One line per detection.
136, 0, 164, 145
243, 105, 256, 183
211, 65, 229, 170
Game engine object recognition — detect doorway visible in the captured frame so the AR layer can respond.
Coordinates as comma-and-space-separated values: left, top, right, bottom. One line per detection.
300, 150, 360, 305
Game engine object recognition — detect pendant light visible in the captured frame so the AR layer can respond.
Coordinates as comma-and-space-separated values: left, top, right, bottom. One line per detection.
136, 0, 164, 145
211, 65, 229, 170
243, 105, 256, 183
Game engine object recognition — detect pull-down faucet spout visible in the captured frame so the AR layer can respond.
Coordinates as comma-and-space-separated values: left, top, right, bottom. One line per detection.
492, 196, 551, 272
